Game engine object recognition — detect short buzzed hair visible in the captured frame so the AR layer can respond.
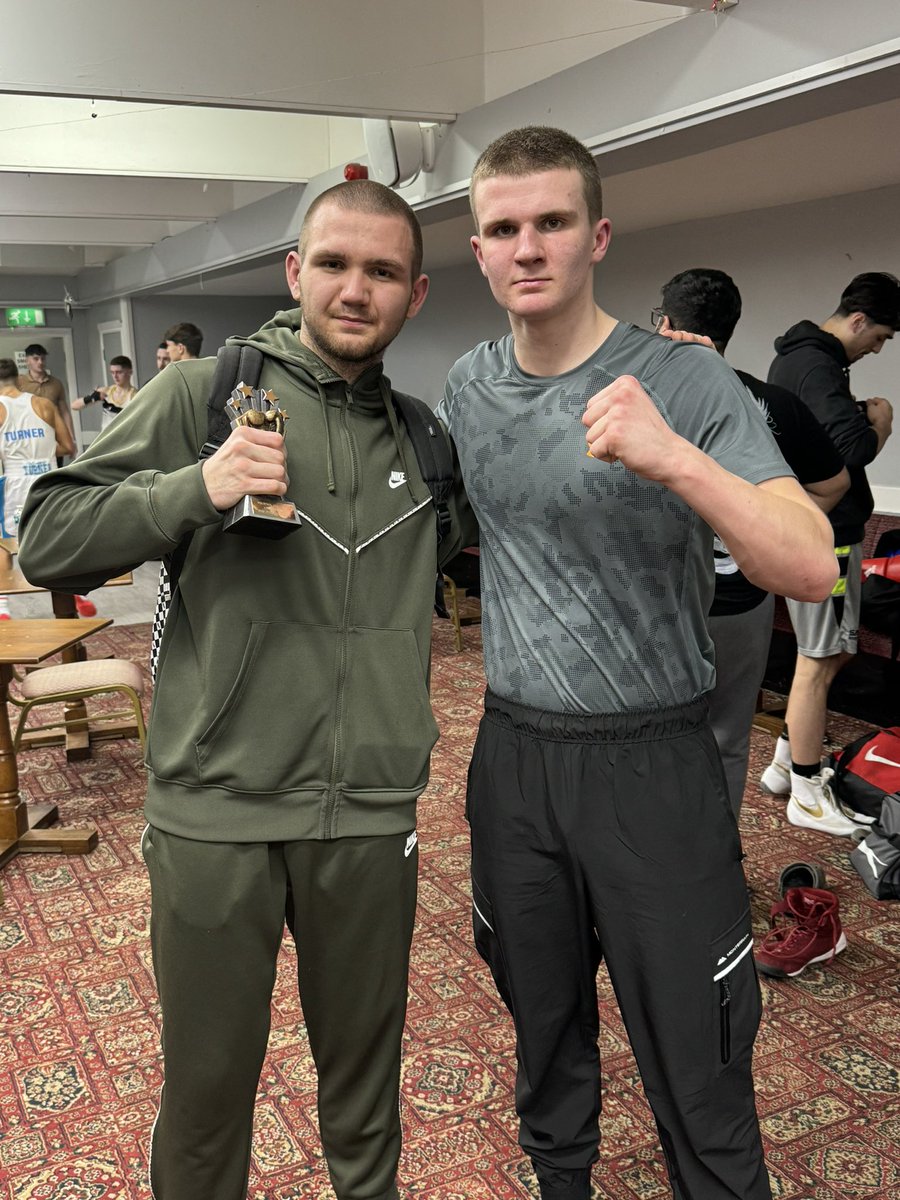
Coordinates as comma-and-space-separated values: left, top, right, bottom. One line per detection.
299, 180, 424, 282
0, 357, 17, 382
470, 126, 603, 227
110, 355, 132, 370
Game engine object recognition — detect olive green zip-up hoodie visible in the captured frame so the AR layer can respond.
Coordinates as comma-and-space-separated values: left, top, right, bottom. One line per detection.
18, 309, 473, 842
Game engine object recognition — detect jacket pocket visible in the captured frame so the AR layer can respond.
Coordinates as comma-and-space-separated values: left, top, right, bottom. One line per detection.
710, 907, 761, 1075
340, 626, 439, 793
196, 620, 337, 793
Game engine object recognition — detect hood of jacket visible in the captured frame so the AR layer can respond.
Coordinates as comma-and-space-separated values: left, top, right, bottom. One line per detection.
773, 320, 849, 370
227, 307, 414, 497
227, 307, 388, 407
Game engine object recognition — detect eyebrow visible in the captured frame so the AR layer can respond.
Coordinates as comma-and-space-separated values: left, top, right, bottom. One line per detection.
314, 249, 405, 272
483, 208, 579, 229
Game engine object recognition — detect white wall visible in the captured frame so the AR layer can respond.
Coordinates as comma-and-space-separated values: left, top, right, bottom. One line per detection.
383, 261, 507, 408
129, 294, 292, 383
385, 184, 900, 512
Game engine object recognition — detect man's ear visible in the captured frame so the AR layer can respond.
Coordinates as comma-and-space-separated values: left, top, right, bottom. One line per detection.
471, 235, 488, 278
285, 250, 302, 302
591, 218, 612, 264
406, 274, 430, 320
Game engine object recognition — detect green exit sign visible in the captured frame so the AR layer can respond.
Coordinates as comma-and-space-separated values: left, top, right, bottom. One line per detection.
5, 307, 46, 328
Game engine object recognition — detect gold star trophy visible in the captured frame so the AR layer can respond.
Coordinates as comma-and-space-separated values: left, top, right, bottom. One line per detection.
222, 383, 303, 538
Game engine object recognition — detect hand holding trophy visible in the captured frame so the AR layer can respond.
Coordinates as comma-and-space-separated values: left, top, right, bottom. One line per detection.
222, 383, 303, 538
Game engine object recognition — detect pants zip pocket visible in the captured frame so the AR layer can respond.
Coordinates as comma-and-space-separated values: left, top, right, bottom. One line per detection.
719, 978, 732, 1064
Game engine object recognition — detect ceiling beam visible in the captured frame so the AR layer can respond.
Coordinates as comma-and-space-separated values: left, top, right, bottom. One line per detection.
75, 0, 900, 302
0, 97, 365, 182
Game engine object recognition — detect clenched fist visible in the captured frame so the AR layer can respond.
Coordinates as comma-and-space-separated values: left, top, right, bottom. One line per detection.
581, 375, 679, 479
201, 425, 288, 511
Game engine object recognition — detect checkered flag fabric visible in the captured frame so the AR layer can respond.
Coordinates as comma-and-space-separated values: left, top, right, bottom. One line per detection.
149, 562, 171, 684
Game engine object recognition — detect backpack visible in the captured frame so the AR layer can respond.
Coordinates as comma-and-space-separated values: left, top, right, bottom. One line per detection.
849, 793, 900, 900
150, 345, 455, 680
860, 528, 900, 662
828, 725, 900, 823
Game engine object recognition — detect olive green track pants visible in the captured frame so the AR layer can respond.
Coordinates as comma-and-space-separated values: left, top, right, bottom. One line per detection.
142, 825, 418, 1200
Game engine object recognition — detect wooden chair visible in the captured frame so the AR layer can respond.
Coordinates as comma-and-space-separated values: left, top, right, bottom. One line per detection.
10, 658, 147, 754
441, 574, 482, 653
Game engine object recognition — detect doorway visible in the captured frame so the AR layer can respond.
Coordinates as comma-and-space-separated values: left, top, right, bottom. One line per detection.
0, 327, 80, 451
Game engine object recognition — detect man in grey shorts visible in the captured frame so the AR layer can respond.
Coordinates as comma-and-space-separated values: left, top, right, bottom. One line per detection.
438, 126, 837, 1200
761, 273, 897, 834
654, 267, 848, 817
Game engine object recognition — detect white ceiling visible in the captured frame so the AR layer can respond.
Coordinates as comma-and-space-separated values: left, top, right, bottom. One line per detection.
2, 0, 899, 299
0, 0, 691, 289
0, 0, 691, 288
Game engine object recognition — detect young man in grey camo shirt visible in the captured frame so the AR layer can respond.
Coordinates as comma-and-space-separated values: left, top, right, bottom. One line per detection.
437, 127, 837, 1200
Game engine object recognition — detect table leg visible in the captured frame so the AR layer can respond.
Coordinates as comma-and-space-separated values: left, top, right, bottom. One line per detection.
52, 591, 92, 761
0, 664, 27, 844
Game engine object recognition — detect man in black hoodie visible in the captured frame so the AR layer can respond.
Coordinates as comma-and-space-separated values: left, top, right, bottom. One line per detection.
761, 273, 897, 835
655, 267, 848, 819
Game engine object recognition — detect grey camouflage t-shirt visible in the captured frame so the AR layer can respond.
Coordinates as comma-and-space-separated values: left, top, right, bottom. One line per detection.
438, 323, 790, 714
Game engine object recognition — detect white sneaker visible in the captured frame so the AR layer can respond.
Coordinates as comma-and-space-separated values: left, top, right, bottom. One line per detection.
786, 768, 864, 837
760, 736, 792, 794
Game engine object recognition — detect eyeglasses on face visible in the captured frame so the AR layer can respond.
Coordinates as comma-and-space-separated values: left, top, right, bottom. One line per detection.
650, 307, 666, 331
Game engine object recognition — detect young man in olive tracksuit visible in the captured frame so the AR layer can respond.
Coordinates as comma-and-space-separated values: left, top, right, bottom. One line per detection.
19, 182, 474, 1200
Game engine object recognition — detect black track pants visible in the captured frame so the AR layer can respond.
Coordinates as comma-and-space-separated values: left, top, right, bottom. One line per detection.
467, 692, 771, 1200
142, 826, 417, 1200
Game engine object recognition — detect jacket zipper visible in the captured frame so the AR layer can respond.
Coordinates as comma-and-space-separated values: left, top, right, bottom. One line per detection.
719, 978, 732, 1065
324, 389, 357, 834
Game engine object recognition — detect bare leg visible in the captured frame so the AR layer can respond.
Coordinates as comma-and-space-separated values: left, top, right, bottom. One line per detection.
785, 651, 851, 766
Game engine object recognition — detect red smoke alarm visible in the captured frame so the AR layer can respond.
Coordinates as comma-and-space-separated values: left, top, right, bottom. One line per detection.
344, 163, 369, 180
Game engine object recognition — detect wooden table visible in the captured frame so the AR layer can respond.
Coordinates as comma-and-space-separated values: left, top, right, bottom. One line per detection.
0, 543, 133, 759
0, 618, 111, 870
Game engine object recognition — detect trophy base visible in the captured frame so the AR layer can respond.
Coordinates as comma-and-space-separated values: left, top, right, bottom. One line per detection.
223, 495, 303, 539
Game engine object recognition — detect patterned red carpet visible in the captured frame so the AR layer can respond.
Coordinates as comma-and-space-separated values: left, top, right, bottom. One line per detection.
1, 620, 898, 1199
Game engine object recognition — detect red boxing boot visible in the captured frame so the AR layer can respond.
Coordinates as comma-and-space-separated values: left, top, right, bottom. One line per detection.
755, 887, 846, 979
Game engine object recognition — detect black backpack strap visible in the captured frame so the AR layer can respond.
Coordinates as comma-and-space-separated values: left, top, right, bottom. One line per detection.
392, 391, 454, 545
200, 344, 265, 459
170, 345, 266, 594
392, 391, 456, 619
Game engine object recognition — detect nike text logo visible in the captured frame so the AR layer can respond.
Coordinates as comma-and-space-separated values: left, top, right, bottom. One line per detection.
389, 471, 407, 489
864, 746, 900, 770
404, 831, 418, 857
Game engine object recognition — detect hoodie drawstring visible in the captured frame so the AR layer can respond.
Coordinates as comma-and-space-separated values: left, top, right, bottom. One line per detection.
317, 379, 336, 494
380, 378, 417, 504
